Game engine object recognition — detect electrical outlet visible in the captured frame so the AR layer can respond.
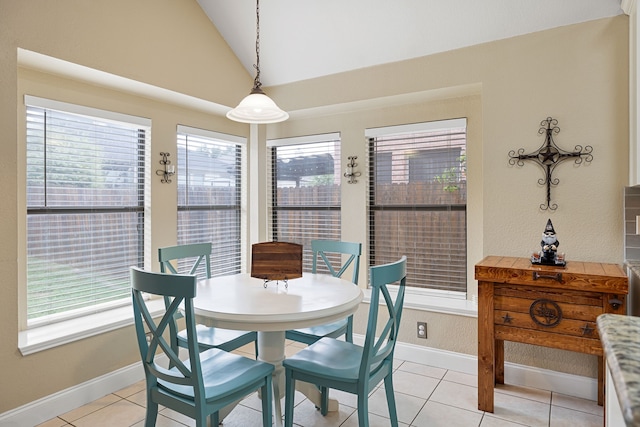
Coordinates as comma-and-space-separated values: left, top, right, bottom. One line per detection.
145, 332, 152, 345
417, 322, 427, 339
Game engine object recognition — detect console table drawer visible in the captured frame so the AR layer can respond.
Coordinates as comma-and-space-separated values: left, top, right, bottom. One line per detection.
494, 286, 609, 343
493, 309, 601, 340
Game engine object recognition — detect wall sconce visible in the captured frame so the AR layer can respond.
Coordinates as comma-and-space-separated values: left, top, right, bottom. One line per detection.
156, 152, 175, 183
344, 156, 362, 184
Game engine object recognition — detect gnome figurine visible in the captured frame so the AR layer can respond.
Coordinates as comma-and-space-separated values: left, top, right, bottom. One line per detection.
533, 219, 565, 266
540, 219, 559, 262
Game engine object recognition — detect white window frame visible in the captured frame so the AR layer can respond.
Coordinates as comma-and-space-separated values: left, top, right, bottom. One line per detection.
19, 96, 157, 355
364, 119, 476, 317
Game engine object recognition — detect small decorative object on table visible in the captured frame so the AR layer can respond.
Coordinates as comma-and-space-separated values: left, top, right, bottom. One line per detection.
531, 218, 566, 266
251, 241, 303, 288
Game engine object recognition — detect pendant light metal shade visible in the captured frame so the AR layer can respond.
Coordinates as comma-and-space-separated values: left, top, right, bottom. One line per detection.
227, 0, 288, 124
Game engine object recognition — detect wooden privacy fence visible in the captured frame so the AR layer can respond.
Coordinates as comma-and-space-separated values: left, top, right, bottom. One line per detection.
27, 181, 466, 290
275, 181, 467, 291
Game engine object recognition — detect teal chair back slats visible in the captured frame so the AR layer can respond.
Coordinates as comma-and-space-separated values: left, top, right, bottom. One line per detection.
283, 256, 407, 427
131, 267, 273, 427
311, 239, 361, 284
361, 256, 406, 378
159, 242, 212, 278
132, 269, 195, 378
157, 243, 258, 358
285, 239, 362, 346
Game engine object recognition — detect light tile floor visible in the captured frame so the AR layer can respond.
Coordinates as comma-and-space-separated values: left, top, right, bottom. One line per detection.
36, 341, 604, 427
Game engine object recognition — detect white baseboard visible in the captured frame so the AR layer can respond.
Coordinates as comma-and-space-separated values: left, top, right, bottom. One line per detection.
0, 362, 145, 427
391, 340, 598, 402
0, 340, 597, 426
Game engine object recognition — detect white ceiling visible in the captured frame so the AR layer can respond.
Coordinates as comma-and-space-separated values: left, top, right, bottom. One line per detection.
197, 0, 624, 87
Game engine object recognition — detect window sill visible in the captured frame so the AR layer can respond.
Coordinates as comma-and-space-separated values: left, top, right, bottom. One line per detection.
18, 290, 474, 355
362, 288, 478, 318
18, 299, 164, 356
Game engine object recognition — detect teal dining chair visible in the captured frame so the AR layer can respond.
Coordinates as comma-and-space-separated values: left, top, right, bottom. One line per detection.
285, 239, 361, 345
130, 267, 274, 427
283, 256, 407, 427
158, 243, 258, 356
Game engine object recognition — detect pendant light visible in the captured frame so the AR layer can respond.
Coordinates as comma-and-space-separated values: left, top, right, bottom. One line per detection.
226, 0, 289, 124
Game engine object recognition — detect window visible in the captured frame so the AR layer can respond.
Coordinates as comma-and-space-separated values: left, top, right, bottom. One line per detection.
367, 119, 467, 293
268, 133, 341, 271
177, 126, 244, 277
25, 96, 148, 326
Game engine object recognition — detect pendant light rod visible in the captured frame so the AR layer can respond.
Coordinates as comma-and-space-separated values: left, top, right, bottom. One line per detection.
226, 0, 289, 124
252, 0, 262, 92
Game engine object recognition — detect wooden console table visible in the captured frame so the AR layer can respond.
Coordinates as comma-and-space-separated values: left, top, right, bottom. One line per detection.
475, 256, 627, 412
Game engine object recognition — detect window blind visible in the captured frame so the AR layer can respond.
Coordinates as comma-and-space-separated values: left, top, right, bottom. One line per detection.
367, 119, 467, 293
177, 126, 244, 278
26, 99, 147, 325
267, 134, 341, 272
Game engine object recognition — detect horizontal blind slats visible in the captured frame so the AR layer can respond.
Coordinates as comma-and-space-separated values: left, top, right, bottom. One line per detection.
268, 136, 341, 271
177, 132, 244, 277
26, 105, 146, 324
368, 122, 467, 292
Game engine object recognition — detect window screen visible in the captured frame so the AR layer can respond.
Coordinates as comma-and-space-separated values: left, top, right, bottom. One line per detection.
26, 98, 147, 325
368, 119, 467, 292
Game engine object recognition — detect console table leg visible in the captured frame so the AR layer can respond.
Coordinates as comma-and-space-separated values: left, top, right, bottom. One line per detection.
598, 355, 604, 406
478, 281, 495, 412
496, 339, 504, 385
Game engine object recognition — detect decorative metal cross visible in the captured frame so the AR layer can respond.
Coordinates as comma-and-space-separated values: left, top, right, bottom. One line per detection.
508, 117, 593, 211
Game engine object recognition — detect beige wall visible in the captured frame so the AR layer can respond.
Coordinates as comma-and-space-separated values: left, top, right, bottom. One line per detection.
267, 16, 628, 377
0, 0, 629, 414
0, 0, 253, 413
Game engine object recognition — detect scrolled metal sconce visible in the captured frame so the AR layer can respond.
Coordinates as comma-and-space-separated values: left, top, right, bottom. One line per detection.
156, 152, 175, 183
343, 156, 362, 184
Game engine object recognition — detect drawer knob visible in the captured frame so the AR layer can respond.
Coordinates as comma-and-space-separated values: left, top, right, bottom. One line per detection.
608, 298, 623, 310
532, 271, 563, 282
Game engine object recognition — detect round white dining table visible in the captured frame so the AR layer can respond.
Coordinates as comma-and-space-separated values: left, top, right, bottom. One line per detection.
192, 272, 363, 427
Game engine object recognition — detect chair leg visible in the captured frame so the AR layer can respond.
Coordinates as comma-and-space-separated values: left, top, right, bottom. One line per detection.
284, 370, 295, 427
346, 316, 354, 343
384, 375, 399, 427
211, 411, 220, 426
262, 376, 273, 427
193, 407, 208, 427
356, 391, 370, 427
144, 401, 158, 427
320, 386, 329, 416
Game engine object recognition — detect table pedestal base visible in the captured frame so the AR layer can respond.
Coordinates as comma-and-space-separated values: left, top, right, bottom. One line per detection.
295, 382, 339, 412
258, 331, 286, 426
